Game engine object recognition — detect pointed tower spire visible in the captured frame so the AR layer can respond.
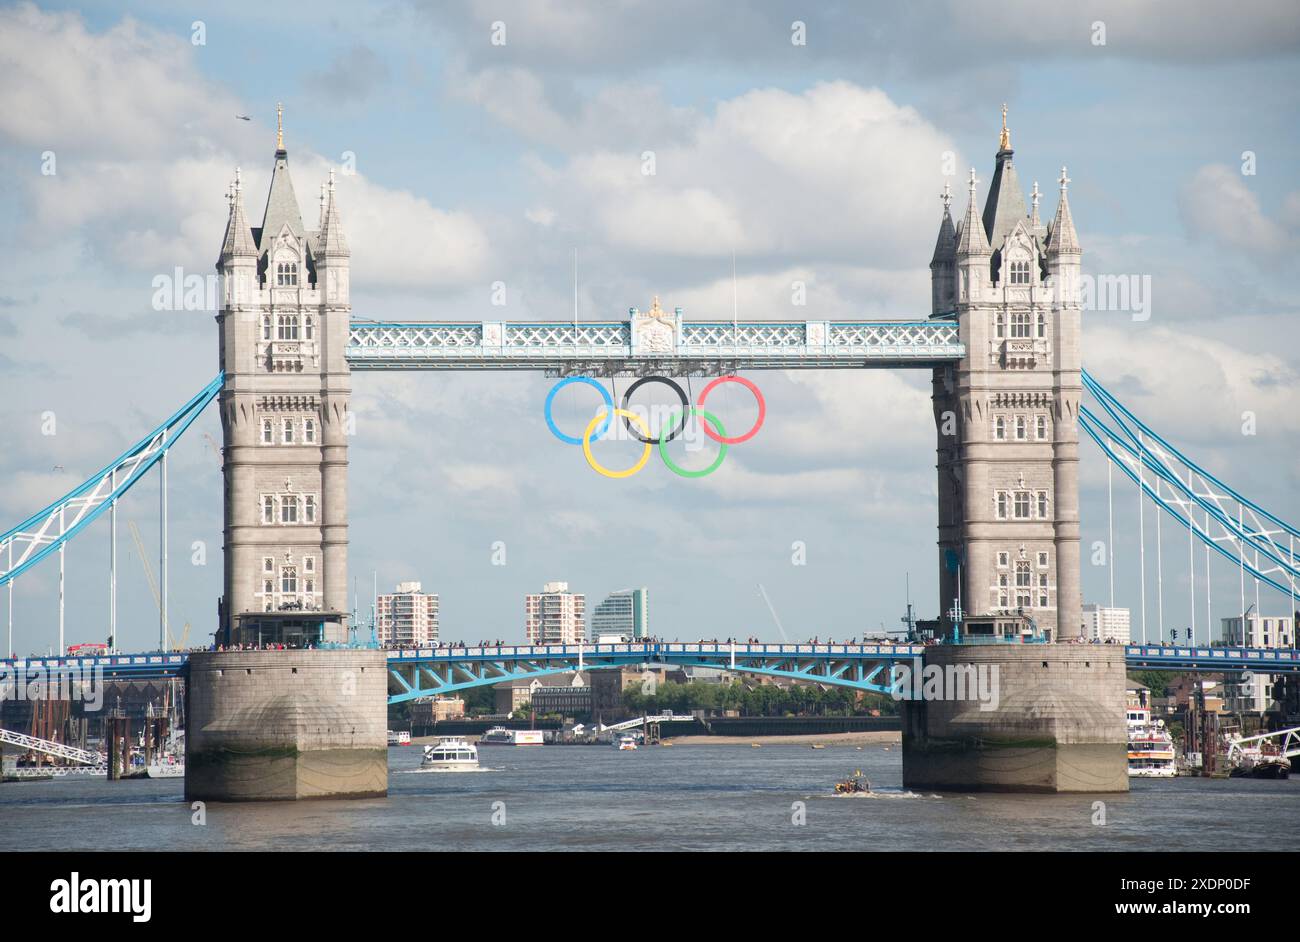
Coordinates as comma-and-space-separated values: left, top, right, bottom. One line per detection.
982, 104, 1028, 252
1047, 166, 1081, 255
931, 180, 957, 265
1030, 181, 1041, 228
318, 168, 349, 257
956, 168, 991, 256
930, 181, 958, 314
219, 166, 257, 262
259, 106, 306, 248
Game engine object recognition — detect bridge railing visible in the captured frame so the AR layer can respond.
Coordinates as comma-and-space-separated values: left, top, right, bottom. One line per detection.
1124, 645, 1299, 663
383, 642, 926, 661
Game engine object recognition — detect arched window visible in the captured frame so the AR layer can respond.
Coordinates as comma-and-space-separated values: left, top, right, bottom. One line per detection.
1036, 312, 1046, 338
281, 567, 297, 594
262, 315, 272, 340
261, 419, 273, 445
304, 315, 314, 341
1036, 415, 1048, 440
282, 418, 295, 444
262, 496, 275, 524
304, 418, 316, 443
1011, 312, 1031, 338
275, 260, 299, 287
281, 495, 299, 524
995, 313, 1005, 339
994, 415, 1006, 440
277, 314, 299, 340
1010, 259, 1031, 284
1015, 415, 1027, 440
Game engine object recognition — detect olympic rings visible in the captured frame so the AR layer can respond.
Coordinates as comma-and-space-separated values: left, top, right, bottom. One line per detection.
697, 375, 766, 444
582, 409, 652, 479
658, 408, 728, 478
545, 374, 764, 479
545, 376, 613, 445
621, 375, 689, 444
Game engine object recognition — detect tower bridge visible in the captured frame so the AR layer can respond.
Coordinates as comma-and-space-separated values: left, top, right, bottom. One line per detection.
3, 109, 1297, 799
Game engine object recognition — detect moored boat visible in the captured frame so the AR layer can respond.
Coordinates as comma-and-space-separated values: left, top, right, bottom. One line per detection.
1228, 746, 1291, 779
480, 726, 544, 746
1127, 706, 1177, 778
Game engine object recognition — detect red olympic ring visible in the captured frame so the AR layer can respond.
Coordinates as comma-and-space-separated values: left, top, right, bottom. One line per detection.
696, 376, 766, 444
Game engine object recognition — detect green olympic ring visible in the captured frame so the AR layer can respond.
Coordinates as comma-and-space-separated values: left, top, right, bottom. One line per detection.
657, 407, 728, 478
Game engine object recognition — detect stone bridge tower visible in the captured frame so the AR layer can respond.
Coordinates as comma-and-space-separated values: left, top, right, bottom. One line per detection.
930, 111, 1083, 641
214, 110, 352, 646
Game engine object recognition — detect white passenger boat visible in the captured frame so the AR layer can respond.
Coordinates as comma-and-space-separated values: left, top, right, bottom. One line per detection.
387, 730, 412, 747
421, 738, 480, 770
480, 726, 544, 746
1126, 707, 1177, 778
614, 735, 638, 751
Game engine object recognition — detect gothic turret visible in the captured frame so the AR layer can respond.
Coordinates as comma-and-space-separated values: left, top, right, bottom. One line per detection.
1046, 167, 1082, 305
217, 168, 258, 316
219, 169, 257, 263
930, 182, 957, 314
955, 168, 990, 304
317, 170, 349, 258
1046, 167, 1081, 256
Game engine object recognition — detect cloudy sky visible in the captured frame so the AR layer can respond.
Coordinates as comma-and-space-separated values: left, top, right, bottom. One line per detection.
1, 1, 1298, 654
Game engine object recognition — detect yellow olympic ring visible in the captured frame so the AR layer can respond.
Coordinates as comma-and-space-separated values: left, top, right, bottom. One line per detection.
582, 409, 652, 479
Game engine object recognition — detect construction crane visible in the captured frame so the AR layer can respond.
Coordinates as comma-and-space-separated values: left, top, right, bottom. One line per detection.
202, 433, 223, 468
756, 583, 790, 643
127, 520, 190, 650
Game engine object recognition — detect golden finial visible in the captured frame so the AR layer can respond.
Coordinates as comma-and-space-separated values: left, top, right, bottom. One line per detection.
276, 102, 284, 150
999, 103, 1010, 151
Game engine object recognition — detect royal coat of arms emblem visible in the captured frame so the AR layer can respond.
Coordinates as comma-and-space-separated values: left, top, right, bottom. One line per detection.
633, 296, 677, 354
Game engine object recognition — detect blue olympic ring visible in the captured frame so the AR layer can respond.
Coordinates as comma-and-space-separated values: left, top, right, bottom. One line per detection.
544, 376, 614, 445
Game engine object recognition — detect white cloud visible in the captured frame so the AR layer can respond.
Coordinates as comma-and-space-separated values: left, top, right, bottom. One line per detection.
526, 81, 961, 267
1178, 164, 1296, 257
0, 4, 490, 287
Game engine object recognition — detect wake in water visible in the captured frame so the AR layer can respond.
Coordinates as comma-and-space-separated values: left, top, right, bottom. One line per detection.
810, 788, 935, 800
397, 766, 500, 774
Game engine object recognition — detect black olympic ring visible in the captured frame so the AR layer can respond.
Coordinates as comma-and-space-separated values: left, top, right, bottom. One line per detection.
620, 376, 690, 444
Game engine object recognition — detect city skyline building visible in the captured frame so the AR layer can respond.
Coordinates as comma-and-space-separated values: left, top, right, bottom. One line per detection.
1082, 604, 1131, 644
590, 587, 649, 640
1221, 613, 1295, 713
525, 581, 585, 645
377, 581, 439, 647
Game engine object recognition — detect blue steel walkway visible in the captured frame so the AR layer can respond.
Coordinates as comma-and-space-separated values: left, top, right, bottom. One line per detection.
3, 643, 1298, 706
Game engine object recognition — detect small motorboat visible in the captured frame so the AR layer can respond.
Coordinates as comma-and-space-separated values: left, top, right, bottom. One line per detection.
421, 738, 480, 770
834, 771, 870, 795
614, 735, 638, 751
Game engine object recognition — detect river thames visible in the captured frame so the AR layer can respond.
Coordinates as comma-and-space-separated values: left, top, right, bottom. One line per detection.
4, 743, 1298, 851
